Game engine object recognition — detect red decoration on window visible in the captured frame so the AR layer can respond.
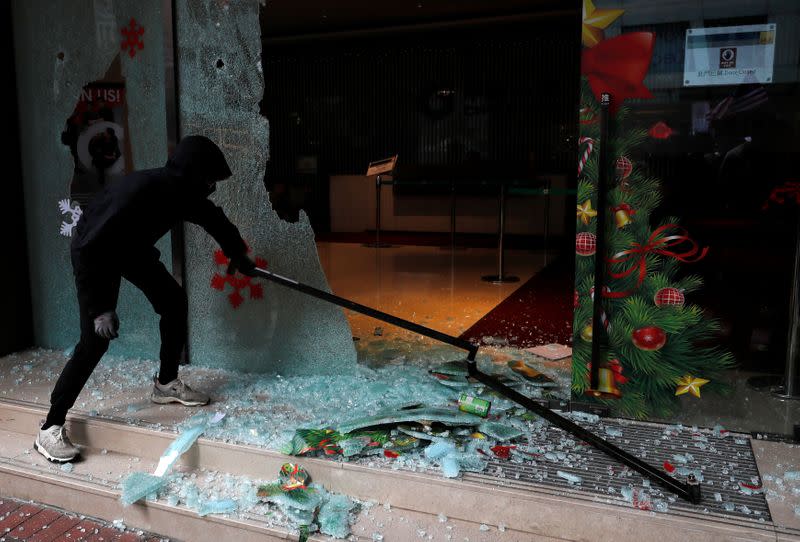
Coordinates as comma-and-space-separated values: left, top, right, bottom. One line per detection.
763, 181, 800, 209
121, 18, 145, 59
580, 32, 655, 113
648, 121, 674, 140
211, 247, 267, 309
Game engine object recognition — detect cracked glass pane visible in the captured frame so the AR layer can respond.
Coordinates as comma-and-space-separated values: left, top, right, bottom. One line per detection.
13, 0, 170, 359
174, 0, 356, 374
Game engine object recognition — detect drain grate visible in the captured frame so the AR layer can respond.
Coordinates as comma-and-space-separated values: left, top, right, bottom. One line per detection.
461, 416, 770, 522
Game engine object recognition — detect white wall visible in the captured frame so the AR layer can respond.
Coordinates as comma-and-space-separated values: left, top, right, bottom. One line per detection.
329, 174, 567, 235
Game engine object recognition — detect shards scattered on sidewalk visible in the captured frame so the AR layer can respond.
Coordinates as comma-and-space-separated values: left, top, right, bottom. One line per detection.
119, 414, 358, 539
121, 412, 226, 506
257, 463, 355, 540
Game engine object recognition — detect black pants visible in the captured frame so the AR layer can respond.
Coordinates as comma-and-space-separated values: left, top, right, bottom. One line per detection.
45, 250, 187, 428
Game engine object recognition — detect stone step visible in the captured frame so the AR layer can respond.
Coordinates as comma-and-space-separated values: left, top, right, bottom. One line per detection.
0, 398, 788, 542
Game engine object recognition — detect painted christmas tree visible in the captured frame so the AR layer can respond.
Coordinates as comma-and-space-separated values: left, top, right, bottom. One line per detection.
571, 71, 735, 418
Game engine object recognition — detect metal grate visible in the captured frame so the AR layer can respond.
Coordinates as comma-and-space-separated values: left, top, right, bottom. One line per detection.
462, 416, 771, 522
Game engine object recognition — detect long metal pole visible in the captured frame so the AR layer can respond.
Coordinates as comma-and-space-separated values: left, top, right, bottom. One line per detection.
590, 93, 611, 391
466, 363, 701, 503
249, 265, 701, 503
251, 267, 478, 359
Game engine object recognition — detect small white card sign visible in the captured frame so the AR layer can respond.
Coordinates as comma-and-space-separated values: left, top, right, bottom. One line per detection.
684, 24, 776, 87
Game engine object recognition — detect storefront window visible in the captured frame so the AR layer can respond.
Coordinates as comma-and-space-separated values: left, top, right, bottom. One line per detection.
574, 0, 800, 434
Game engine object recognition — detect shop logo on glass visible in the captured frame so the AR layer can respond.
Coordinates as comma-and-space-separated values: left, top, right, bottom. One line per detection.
719, 48, 737, 69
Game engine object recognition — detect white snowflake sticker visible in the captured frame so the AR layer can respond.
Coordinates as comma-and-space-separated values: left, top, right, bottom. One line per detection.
58, 198, 82, 237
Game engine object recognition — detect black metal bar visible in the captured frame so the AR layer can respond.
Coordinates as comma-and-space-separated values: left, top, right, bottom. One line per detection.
450, 179, 456, 248
543, 178, 550, 265
163, 0, 188, 363
251, 263, 701, 503
251, 268, 478, 360
482, 181, 519, 284
364, 175, 394, 248
465, 362, 702, 504
590, 92, 611, 390
376, 175, 381, 247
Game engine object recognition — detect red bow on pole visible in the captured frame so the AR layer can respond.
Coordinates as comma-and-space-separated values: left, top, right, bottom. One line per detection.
605, 224, 708, 298
581, 32, 655, 113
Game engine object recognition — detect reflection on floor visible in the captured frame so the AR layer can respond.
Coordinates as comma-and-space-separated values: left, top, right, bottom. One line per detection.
315, 242, 572, 394
316, 242, 548, 341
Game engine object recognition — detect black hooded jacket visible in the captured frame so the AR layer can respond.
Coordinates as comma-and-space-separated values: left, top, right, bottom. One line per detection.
71, 136, 247, 318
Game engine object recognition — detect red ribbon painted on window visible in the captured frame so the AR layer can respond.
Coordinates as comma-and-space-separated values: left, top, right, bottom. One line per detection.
604, 224, 708, 298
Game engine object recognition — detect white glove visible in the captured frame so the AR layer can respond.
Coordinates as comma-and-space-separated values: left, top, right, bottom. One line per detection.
94, 311, 119, 340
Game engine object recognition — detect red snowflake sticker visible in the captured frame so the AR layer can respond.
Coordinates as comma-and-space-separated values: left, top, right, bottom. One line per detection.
211, 247, 267, 309
121, 18, 145, 58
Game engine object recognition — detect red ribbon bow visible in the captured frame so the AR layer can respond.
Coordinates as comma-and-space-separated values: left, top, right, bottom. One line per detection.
605, 224, 708, 298
581, 32, 655, 113
609, 359, 628, 384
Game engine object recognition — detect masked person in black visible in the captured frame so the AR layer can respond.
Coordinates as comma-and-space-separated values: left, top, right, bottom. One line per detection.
35, 135, 258, 463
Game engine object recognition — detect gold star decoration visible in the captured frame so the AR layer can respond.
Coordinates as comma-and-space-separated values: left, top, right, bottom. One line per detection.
576, 200, 598, 225
582, 0, 625, 48
675, 375, 710, 398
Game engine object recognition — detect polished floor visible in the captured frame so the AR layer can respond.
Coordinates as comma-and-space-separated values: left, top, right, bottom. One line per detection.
316, 241, 548, 341
315, 241, 800, 437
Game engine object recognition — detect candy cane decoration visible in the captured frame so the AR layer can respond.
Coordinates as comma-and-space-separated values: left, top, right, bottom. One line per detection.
578, 136, 594, 176
589, 286, 611, 331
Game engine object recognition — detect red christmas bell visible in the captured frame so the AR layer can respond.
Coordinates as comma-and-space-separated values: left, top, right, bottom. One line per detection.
615, 156, 633, 180
654, 287, 685, 307
575, 232, 597, 256
632, 326, 667, 351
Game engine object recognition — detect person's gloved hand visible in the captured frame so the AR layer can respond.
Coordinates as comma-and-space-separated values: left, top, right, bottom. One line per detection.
227, 254, 259, 277
93, 311, 119, 340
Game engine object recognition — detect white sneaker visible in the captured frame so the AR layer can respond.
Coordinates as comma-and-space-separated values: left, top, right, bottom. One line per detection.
151, 376, 210, 406
34, 425, 79, 463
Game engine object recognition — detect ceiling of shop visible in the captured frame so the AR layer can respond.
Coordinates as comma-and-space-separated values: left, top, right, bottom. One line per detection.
260, 0, 578, 39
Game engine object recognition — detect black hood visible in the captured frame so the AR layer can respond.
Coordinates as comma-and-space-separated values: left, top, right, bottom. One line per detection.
167, 135, 232, 182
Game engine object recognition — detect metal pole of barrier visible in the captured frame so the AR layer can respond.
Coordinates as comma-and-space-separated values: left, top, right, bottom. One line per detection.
364, 175, 393, 248
482, 181, 519, 283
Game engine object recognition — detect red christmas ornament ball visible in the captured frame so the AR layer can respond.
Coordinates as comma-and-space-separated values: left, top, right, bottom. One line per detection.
632, 326, 667, 351
654, 287, 685, 307
575, 232, 597, 256
615, 156, 633, 180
